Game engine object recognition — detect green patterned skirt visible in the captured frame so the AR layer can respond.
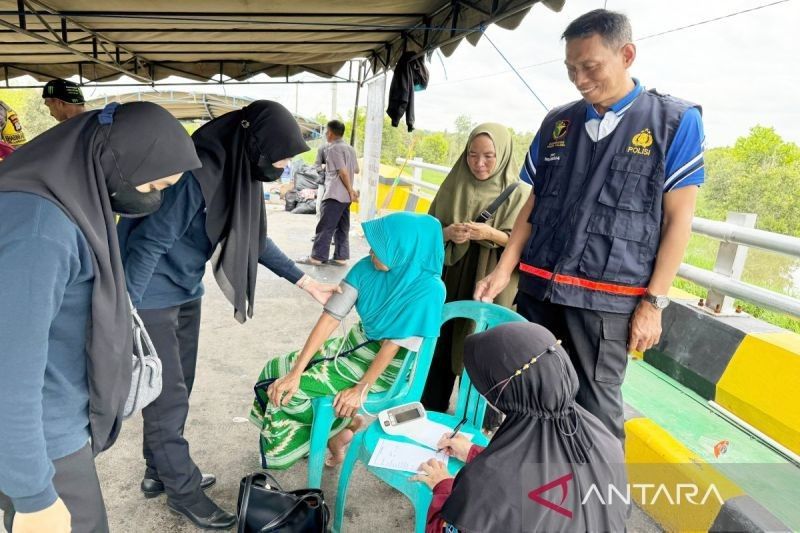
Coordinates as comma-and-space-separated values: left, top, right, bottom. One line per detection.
249, 322, 408, 469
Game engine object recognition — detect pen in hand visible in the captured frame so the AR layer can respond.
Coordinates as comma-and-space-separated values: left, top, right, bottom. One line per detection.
436, 417, 467, 454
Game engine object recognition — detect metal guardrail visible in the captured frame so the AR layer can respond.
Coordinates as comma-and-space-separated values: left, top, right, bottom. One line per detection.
691, 217, 800, 258
395, 157, 800, 318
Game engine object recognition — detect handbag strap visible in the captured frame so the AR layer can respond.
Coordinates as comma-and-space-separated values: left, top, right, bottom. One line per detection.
257, 492, 325, 533
237, 473, 256, 533
238, 472, 287, 533
256, 471, 283, 492
128, 297, 152, 410
307, 339, 373, 367
253, 379, 276, 413
474, 182, 520, 223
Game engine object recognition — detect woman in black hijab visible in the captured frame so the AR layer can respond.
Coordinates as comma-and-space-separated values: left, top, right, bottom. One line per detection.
117, 100, 334, 529
0, 102, 200, 533
413, 322, 627, 533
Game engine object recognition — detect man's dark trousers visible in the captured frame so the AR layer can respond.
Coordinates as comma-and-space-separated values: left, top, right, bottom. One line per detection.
0, 444, 109, 532
138, 298, 204, 504
312, 198, 350, 262
516, 292, 631, 445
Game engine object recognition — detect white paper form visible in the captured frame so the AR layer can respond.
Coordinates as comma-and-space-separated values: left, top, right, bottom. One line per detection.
368, 438, 449, 473
392, 419, 474, 450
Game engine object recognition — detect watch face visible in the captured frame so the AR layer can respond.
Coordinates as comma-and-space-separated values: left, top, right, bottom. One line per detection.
656, 296, 670, 309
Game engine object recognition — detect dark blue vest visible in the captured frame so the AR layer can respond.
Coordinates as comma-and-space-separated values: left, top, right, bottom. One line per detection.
519, 89, 697, 314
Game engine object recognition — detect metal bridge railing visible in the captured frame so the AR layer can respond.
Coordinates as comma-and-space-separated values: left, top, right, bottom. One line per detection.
394, 157, 800, 319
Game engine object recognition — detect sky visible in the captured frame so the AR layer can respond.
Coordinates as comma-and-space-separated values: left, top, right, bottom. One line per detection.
16, 0, 799, 149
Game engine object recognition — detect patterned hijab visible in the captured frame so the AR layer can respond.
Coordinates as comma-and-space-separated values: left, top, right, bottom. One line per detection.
344, 212, 446, 340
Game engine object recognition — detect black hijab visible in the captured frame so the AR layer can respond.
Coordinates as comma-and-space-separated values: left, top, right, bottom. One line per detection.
191, 100, 309, 323
0, 102, 201, 453
441, 322, 627, 533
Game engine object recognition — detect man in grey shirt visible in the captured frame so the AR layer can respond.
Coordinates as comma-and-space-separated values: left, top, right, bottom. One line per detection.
299, 120, 359, 266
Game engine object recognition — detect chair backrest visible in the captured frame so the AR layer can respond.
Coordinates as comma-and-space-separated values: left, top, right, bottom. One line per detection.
446, 301, 527, 427
367, 301, 526, 414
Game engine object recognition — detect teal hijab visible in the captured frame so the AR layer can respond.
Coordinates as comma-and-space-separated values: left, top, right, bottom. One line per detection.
345, 212, 446, 340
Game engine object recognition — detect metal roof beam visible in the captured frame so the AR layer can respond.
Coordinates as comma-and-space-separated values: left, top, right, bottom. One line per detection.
20, 0, 154, 81
0, 17, 152, 82
0, 27, 399, 34
18, 10, 428, 18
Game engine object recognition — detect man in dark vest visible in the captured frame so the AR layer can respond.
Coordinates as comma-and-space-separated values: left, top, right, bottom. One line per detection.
475, 9, 704, 445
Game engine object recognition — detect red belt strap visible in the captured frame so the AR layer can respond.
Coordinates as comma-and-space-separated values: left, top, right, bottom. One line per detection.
519, 263, 647, 297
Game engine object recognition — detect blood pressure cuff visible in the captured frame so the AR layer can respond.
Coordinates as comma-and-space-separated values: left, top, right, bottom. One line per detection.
323, 280, 358, 321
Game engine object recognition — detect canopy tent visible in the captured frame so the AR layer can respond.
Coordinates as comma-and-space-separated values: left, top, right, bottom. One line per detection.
0, 0, 564, 85
84, 91, 324, 138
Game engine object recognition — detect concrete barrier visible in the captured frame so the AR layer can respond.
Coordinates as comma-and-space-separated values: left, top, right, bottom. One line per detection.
644, 298, 800, 456
624, 410, 791, 532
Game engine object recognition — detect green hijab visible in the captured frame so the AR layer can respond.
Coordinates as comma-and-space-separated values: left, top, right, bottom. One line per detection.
345, 212, 446, 340
429, 122, 530, 266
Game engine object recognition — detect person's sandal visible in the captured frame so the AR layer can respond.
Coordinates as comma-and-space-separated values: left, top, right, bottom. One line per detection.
328, 259, 348, 267
296, 256, 326, 266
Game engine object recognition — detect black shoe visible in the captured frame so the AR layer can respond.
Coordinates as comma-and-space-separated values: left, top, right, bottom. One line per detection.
141, 473, 217, 499
167, 494, 236, 530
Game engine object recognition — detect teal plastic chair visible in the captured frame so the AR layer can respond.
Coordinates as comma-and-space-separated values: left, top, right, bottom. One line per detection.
306, 322, 440, 488
332, 301, 526, 533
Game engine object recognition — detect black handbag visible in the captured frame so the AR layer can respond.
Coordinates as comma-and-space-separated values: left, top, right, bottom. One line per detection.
237, 472, 329, 533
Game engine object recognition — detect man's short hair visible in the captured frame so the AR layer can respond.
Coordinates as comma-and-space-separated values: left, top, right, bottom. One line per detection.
562, 9, 632, 48
327, 120, 346, 137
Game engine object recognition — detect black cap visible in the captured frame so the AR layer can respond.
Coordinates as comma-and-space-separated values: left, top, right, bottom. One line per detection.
42, 79, 85, 104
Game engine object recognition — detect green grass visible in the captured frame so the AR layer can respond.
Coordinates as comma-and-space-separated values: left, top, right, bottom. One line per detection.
393, 163, 447, 186
299, 145, 321, 165
677, 234, 800, 333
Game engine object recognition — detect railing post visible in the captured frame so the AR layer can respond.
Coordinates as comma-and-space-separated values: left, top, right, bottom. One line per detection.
359, 74, 386, 222
705, 212, 757, 314
412, 157, 423, 181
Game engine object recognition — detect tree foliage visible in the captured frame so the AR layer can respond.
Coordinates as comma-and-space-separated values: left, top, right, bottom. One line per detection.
0, 88, 57, 140
697, 126, 800, 236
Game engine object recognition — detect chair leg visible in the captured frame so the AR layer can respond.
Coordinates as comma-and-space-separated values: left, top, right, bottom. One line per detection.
333, 432, 363, 533
414, 500, 430, 533
308, 401, 336, 489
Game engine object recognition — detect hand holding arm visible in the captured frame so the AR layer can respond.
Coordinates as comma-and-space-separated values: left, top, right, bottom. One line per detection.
297, 275, 341, 305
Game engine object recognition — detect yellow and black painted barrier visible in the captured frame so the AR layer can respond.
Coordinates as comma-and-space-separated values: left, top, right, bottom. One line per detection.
624, 405, 791, 532
644, 296, 800, 457
349, 175, 433, 216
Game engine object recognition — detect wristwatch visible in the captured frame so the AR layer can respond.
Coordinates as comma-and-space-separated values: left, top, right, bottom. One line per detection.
643, 291, 670, 310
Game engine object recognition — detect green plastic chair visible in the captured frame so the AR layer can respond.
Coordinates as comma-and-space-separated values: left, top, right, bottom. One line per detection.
306, 324, 440, 488
331, 300, 526, 532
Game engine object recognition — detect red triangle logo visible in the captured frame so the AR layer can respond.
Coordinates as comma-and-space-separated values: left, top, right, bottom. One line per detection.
528, 472, 574, 519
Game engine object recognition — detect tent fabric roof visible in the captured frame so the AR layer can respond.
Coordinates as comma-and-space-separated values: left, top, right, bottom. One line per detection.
0, 0, 564, 84
84, 91, 324, 138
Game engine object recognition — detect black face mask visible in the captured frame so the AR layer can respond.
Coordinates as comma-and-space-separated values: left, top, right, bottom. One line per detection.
254, 154, 284, 182
108, 180, 163, 218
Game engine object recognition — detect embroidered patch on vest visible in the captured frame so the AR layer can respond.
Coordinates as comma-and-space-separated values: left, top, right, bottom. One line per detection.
547, 119, 570, 148
627, 128, 653, 156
